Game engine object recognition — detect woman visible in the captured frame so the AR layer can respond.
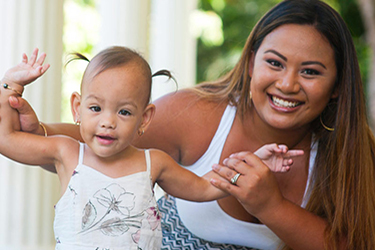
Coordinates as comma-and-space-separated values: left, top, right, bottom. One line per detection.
7, 0, 375, 249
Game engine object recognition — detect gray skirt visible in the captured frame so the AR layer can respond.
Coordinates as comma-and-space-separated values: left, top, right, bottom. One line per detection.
157, 196, 259, 250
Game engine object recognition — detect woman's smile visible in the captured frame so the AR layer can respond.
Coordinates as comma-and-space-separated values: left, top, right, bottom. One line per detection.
269, 94, 303, 109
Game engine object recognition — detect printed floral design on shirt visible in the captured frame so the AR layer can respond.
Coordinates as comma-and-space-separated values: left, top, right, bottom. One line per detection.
146, 207, 161, 231
79, 183, 141, 236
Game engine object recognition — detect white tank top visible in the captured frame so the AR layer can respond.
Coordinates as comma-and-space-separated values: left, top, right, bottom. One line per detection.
175, 105, 317, 250
54, 143, 162, 250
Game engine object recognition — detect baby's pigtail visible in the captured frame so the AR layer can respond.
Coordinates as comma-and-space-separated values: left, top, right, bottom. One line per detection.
65, 52, 90, 67
152, 69, 177, 89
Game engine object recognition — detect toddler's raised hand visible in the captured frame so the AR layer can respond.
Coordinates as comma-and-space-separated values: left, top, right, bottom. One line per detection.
2, 48, 50, 88
254, 143, 304, 172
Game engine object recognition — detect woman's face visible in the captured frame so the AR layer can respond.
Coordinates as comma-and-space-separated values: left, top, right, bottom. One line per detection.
249, 24, 337, 131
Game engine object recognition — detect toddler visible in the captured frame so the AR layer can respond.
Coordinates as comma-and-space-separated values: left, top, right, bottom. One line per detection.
0, 47, 303, 249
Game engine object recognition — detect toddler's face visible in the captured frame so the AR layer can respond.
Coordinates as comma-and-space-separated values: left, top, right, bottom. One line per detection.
77, 63, 150, 158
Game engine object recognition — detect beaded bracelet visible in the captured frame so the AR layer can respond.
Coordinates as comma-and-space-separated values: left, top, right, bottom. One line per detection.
2, 83, 22, 96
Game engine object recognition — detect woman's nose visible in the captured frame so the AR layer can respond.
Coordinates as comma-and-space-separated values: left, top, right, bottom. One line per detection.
275, 72, 301, 94
276, 69, 301, 94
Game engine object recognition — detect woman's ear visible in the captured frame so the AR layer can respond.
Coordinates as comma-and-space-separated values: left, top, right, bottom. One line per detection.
331, 86, 339, 99
71, 92, 82, 123
138, 104, 156, 136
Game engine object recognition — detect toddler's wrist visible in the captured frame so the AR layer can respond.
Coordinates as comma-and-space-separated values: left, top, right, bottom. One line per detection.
1, 79, 24, 96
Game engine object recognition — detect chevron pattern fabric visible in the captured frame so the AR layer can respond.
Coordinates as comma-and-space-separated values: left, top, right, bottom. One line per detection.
157, 196, 259, 250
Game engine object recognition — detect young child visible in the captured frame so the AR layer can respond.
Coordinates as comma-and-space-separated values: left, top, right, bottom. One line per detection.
0, 47, 303, 250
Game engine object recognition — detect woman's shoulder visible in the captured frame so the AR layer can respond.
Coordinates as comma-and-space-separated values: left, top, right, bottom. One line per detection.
136, 89, 229, 164
153, 88, 228, 119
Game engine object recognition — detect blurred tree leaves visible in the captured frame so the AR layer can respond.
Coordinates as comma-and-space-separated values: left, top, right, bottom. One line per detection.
61, 0, 99, 122
196, 0, 371, 88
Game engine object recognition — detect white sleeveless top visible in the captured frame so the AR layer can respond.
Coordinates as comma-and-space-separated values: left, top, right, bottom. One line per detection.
176, 105, 317, 250
54, 143, 162, 250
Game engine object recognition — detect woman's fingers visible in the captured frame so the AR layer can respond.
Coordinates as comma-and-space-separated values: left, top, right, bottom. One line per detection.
228, 151, 264, 167
211, 153, 283, 217
8, 96, 40, 133
212, 163, 242, 184
210, 176, 241, 197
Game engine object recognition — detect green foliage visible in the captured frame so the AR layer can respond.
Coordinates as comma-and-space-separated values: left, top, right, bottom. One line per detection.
196, 0, 279, 83
338, 0, 370, 88
196, 0, 371, 88
61, 0, 99, 122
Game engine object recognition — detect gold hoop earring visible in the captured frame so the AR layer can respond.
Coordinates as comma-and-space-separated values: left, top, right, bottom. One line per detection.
320, 115, 334, 132
249, 91, 252, 101
138, 129, 144, 136
75, 118, 81, 126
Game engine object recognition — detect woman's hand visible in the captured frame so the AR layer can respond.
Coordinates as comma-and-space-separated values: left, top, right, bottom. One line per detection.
8, 96, 42, 134
211, 151, 285, 220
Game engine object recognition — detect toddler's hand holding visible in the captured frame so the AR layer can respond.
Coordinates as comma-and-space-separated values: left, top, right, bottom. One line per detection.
254, 143, 304, 172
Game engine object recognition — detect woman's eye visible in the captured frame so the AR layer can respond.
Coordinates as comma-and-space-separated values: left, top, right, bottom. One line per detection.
266, 59, 282, 68
119, 109, 131, 116
302, 69, 320, 75
89, 106, 101, 112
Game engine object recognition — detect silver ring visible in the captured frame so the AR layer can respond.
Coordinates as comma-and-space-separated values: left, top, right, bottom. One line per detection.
230, 173, 241, 185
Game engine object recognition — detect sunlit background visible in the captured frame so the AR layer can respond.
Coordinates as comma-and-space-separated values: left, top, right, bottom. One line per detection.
0, 0, 373, 249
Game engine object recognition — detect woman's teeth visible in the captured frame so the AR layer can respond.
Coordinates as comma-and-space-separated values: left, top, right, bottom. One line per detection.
272, 96, 300, 108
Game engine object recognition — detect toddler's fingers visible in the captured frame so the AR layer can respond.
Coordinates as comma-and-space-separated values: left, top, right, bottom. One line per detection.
22, 53, 28, 64
282, 166, 290, 172
28, 48, 39, 65
40, 64, 50, 74
277, 144, 288, 152
36, 52, 47, 66
285, 150, 304, 157
282, 158, 293, 166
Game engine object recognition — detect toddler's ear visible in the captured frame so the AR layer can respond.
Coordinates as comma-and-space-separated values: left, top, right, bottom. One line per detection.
139, 104, 156, 135
70, 92, 82, 123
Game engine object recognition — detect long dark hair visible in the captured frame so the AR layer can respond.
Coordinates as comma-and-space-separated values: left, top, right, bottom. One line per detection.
194, 0, 375, 249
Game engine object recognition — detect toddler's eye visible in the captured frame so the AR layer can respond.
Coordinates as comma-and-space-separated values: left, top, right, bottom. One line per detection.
89, 106, 101, 112
119, 109, 131, 116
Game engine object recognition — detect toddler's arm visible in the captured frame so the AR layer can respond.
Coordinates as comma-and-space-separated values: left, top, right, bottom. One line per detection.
0, 49, 63, 166
0, 49, 49, 134
0, 48, 50, 134
254, 143, 304, 172
152, 149, 229, 202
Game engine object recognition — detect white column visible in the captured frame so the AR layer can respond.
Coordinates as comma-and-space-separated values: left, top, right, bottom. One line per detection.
97, 0, 150, 56
0, 0, 63, 249
149, 0, 198, 101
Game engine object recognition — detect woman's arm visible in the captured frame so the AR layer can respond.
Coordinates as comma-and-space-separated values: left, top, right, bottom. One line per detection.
0, 88, 72, 168
211, 151, 346, 250
134, 89, 227, 164
8, 96, 82, 140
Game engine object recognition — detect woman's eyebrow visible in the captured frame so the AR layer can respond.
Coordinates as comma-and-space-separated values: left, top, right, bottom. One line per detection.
264, 49, 287, 61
